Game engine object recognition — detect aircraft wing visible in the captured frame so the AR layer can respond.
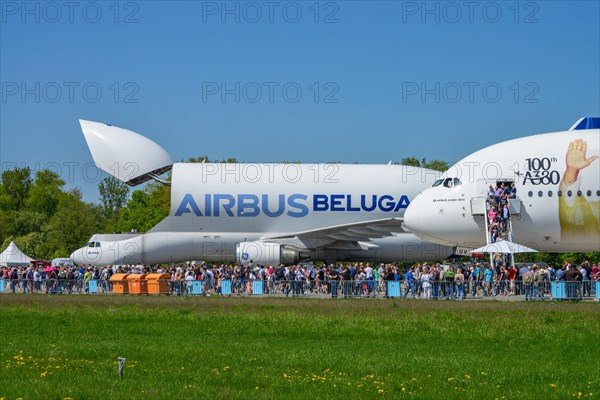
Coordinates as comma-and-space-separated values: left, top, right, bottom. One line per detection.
263, 218, 405, 242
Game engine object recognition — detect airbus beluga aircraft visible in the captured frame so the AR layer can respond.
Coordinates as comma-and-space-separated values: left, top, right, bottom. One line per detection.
404, 117, 600, 253
71, 120, 455, 266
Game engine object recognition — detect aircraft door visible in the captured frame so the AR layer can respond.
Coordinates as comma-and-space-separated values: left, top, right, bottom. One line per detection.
476, 178, 489, 198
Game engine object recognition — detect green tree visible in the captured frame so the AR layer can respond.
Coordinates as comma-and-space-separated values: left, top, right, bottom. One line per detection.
400, 157, 449, 172
10, 210, 47, 236
26, 170, 65, 218
44, 192, 105, 257
187, 156, 239, 163
0, 166, 32, 210
400, 157, 421, 167
114, 182, 170, 233
423, 159, 449, 172
98, 176, 130, 216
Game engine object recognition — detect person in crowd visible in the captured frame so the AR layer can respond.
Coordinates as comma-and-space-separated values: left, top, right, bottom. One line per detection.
454, 268, 465, 300
403, 267, 416, 299
421, 267, 432, 299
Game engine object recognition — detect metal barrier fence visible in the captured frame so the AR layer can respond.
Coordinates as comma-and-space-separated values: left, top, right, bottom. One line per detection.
0, 278, 598, 301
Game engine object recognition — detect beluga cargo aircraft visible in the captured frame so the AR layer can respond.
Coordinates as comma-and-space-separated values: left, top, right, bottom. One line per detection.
71, 120, 455, 266
404, 117, 600, 253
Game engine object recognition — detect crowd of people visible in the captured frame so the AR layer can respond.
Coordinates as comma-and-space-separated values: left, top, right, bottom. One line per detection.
487, 182, 517, 244
2, 259, 598, 301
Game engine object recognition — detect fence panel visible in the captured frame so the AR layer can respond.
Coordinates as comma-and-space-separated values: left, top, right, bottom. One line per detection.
190, 280, 202, 295
252, 280, 263, 295
387, 281, 401, 298
551, 282, 566, 299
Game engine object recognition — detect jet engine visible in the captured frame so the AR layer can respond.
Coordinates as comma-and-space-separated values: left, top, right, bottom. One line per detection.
236, 242, 300, 266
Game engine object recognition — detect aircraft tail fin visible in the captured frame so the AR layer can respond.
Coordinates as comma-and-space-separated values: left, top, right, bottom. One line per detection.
569, 117, 600, 131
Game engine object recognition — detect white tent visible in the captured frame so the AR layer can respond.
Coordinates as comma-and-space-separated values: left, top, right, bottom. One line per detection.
0, 241, 34, 267
470, 240, 538, 254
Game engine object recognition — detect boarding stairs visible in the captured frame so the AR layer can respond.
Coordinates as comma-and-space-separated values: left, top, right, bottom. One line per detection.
470, 196, 522, 265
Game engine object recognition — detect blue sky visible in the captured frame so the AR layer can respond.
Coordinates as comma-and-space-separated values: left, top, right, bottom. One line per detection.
1, 1, 599, 202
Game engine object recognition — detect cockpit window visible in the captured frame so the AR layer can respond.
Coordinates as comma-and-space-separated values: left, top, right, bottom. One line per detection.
88, 242, 95, 248
433, 178, 462, 188
95, 242, 101, 248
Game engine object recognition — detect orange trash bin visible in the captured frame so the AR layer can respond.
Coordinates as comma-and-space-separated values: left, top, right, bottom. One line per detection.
146, 273, 171, 295
127, 274, 148, 295
110, 274, 130, 294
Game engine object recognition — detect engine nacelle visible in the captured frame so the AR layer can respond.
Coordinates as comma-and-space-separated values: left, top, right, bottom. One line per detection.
236, 242, 300, 266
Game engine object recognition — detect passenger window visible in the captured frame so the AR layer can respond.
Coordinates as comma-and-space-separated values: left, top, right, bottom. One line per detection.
548, 191, 553, 197
538, 191, 543, 197
567, 190, 572, 197
577, 190, 582, 197
558, 191, 563, 197
587, 190, 592, 197
528, 191, 533, 197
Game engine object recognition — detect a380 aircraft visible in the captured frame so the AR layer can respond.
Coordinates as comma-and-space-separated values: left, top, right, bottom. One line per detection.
71, 120, 455, 266
404, 117, 600, 253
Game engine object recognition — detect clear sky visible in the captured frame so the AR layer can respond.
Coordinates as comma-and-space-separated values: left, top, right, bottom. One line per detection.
1, 1, 599, 202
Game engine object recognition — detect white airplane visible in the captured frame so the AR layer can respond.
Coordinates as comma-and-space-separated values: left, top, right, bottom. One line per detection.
71, 120, 455, 266
404, 117, 600, 253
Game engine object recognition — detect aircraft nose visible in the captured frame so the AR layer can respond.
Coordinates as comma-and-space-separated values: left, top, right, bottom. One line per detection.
404, 196, 424, 237
70, 249, 83, 266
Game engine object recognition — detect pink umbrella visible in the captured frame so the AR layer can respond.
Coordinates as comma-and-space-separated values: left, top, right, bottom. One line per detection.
43, 266, 59, 272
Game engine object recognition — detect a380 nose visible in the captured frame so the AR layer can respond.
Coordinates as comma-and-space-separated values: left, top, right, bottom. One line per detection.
403, 195, 425, 239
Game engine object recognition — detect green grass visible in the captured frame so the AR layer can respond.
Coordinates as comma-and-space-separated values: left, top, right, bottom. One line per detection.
0, 295, 598, 399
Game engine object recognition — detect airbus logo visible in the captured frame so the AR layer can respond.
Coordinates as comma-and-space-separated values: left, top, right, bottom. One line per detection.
174, 193, 410, 218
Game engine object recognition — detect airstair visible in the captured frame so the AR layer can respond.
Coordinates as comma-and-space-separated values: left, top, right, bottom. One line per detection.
470, 195, 522, 266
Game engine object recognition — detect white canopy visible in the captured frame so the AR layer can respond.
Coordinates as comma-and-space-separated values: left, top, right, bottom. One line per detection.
471, 240, 538, 254
0, 241, 34, 267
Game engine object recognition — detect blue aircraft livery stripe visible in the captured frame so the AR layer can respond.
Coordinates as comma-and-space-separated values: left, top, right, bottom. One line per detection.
174, 194, 410, 217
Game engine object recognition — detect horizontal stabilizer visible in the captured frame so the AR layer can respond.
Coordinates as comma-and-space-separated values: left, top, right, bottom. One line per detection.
79, 120, 173, 186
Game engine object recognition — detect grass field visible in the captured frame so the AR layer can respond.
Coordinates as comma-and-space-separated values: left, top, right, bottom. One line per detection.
0, 295, 598, 400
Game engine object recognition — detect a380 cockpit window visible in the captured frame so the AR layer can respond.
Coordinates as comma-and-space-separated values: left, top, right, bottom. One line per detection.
87, 242, 101, 248
432, 177, 463, 188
